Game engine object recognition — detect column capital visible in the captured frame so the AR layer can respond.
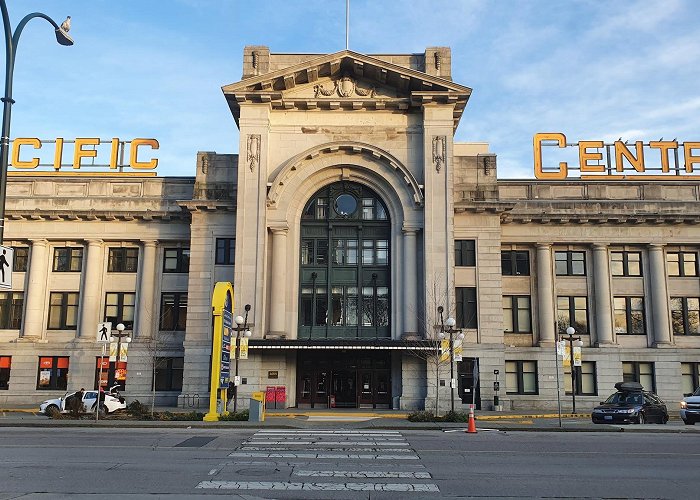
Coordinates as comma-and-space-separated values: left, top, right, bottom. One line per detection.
141, 239, 158, 248
536, 242, 552, 249
269, 225, 288, 235
592, 243, 609, 251
648, 243, 665, 251
402, 226, 420, 235
85, 239, 103, 247
30, 239, 49, 247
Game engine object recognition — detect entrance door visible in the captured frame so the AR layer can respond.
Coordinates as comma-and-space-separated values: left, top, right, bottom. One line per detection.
458, 358, 481, 409
332, 370, 356, 407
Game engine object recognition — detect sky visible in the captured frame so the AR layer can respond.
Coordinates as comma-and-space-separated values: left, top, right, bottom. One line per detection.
5, 0, 700, 178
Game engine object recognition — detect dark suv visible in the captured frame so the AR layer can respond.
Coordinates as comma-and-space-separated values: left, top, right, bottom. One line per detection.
591, 382, 669, 424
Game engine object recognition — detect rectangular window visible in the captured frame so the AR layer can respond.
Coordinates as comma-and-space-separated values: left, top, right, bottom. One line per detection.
681, 362, 700, 396
37, 356, 69, 390
614, 296, 645, 335
555, 250, 586, 276
0, 292, 23, 329
107, 248, 139, 273
104, 292, 136, 330
667, 251, 698, 277
501, 250, 530, 276
47, 292, 79, 329
622, 361, 655, 392
503, 295, 531, 333
333, 239, 358, 265
671, 297, 700, 336
505, 360, 538, 394
163, 248, 190, 273
52, 247, 83, 272
611, 251, 642, 277
0, 356, 10, 390
215, 238, 235, 265
564, 361, 597, 395
12, 247, 28, 272
455, 240, 476, 267
160, 293, 188, 331
556, 296, 588, 335
154, 357, 184, 391
456, 287, 478, 329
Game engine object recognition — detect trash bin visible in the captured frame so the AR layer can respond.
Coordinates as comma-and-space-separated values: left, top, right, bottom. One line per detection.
249, 391, 266, 422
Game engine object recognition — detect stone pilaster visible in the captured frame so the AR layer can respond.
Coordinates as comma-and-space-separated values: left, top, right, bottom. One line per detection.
137, 240, 158, 339
78, 240, 104, 339
269, 227, 288, 337
402, 228, 418, 337
648, 244, 672, 346
592, 244, 615, 346
22, 239, 49, 339
536, 243, 555, 345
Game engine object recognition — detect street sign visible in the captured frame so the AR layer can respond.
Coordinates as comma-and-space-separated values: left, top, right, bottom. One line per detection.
97, 322, 112, 343
0, 245, 13, 289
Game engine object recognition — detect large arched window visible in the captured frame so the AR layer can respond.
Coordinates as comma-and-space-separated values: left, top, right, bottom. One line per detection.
299, 181, 391, 338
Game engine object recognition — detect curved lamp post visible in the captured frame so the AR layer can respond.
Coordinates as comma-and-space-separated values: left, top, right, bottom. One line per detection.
562, 325, 584, 413
0, 2, 72, 241
231, 304, 251, 413
110, 322, 131, 388
438, 306, 465, 413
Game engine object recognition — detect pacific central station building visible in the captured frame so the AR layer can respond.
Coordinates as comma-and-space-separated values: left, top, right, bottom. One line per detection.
1, 46, 699, 412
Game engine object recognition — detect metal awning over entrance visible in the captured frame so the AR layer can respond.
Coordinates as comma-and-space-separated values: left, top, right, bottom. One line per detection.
249, 339, 436, 350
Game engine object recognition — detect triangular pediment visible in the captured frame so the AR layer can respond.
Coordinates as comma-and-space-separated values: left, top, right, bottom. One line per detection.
222, 50, 471, 130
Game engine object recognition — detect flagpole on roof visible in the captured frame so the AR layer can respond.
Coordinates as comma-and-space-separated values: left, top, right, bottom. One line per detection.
346, 0, 349, 50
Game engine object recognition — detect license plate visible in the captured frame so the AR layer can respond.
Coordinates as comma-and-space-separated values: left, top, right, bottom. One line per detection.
604, 415, 613, 420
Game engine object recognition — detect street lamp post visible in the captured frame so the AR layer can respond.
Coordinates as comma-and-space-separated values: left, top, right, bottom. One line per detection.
232, 304, 251, 413
110, 322, 131, 389
561, 326, 584, 413
438, 306, 464, 413
0, 2, 73, 242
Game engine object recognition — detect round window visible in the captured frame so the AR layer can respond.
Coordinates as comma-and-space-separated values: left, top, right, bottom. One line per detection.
334, 194, 357, 217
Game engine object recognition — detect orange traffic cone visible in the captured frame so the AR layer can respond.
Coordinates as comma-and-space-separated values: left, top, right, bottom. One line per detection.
466, 404, 477, 434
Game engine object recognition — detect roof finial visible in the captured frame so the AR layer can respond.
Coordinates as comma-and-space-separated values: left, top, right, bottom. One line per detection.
346, 0, 350, 50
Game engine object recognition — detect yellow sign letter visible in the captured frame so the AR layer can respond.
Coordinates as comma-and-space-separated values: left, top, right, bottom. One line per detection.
11, 138, 41, 169
129, 139, 159, 169
534, 133, 568, 179
73, 138, 99, 169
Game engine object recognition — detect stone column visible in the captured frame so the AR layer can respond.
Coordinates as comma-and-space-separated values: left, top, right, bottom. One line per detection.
22, 239, 49, 339
78, 240, 104, 339
536, 244, 555, 345
403, 229, 418, 337
648, 244, 672, 346
137, 240, 158, 339
268, 227, 288, 337
592, 244, 614, 345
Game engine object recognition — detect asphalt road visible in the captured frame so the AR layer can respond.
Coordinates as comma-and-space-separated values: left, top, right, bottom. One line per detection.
1, 427, 698, 499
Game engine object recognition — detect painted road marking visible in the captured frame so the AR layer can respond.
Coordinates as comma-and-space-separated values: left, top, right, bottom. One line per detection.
244, 440, 410, 446
294, 470, 432, 479
241, 446, 414, 453
196, 481, 439, 492
229, 452, 419, 460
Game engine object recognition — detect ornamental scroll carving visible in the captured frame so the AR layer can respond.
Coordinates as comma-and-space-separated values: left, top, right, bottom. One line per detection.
247, 134, 260, 172
313, 75, 376, 98
432, 135, 446, 173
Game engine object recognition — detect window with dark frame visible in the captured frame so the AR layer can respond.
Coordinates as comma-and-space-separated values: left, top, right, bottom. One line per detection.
613, 296, 645, 335
37, 356, 69, 390
0, 292, 23, 329
0, 356, 10, 390
154, 357, 184, 391
671, 297, 700, 336
501, 250, 530, 276
107, 248, 139, 273
456, 287, 478, 329
52, 247, 83, 272
215, 238, 235, 265
12, 247, 28, 272
556, 296, 588, 335
47, 292, 79, 329
104, 292, 136, 330
667, 251, 698, 277
505, 360, 538, 394
564, 361, 597, 395
681, 362, 700, 396
610, 250, 642, 277
163, 248, 190, 273
622, 361, 655, 392
455, 240, 476, 267
503, 295, 531, 333
160, 293, 188, 331
554, 250, 586, 276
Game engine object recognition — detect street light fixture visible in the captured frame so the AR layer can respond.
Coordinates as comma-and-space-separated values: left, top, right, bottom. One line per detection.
438, 306, 465, 413
0, 2, 73, 242
231, 304, 251, 413
110, 322, 131, 389
561, 325, 584, 413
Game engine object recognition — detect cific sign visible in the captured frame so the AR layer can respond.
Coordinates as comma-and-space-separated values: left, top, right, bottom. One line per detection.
534, 133, 700, 180
10, 137, 159, 171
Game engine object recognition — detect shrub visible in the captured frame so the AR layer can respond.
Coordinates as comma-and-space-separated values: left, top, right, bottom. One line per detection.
219, 409, 249, 421
407, 410, 436, 422
157, 411, 204, 421
441, 410, 469, 422
46, 406, 63, 419
127, 400, 148, 417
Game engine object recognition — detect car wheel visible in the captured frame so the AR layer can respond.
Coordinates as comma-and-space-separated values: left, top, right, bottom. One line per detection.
44, 404, 59, 416
638, 413, 645, 424
661, 414, 668, 424
684, 419, 695, 426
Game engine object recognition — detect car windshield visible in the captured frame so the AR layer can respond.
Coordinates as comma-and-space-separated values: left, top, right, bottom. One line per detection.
694, 387, 700, 397
605, 392, 643, 405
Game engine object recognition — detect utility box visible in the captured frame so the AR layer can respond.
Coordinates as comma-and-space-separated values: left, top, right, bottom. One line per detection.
249, 391, 266, 422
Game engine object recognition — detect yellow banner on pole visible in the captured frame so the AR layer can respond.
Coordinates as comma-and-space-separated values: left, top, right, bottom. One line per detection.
239, 338, 249, 360
439, 339, 450, 363
563, 345, 571, 367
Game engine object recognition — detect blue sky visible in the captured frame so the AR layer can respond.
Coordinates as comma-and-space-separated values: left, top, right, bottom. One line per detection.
6, 0, 700, 178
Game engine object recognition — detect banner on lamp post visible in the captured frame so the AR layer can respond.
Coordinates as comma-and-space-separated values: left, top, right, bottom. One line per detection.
239, 337, 249, 360
573, 346, 582, 367
562, 345, 571, 368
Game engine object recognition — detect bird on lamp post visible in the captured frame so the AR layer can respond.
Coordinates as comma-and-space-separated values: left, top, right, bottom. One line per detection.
438, 306, 465, 414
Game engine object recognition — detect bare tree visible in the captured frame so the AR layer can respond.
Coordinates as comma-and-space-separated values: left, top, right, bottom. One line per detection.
143, 327, 179, 416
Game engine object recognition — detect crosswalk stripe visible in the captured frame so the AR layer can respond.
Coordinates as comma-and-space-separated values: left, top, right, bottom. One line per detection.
294, 470, 432, 479
229, 452, 419, 460
244, 440, 410, 446
241, 446, 414, 452
196, 481, 439, 492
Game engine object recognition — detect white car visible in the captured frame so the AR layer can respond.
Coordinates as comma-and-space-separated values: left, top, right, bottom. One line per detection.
680, 387, 700, 425
39, 389, 126, 416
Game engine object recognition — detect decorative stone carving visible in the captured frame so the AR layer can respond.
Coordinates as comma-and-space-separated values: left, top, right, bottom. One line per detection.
247, 134, 260, 172
432, 135, 446, 173
313, 75, 376, 98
